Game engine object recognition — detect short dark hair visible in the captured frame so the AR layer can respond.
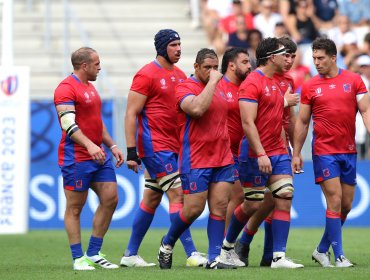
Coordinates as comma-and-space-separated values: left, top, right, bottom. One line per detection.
278, 36, 297, 54
312, 37, 337, 56
71, 47, 97, 70
256, 37, 280, 67
221, 47, 249, 74
195, 48, 218, 65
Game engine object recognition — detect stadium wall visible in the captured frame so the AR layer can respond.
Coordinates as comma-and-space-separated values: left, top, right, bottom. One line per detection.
29, 100, 370, 229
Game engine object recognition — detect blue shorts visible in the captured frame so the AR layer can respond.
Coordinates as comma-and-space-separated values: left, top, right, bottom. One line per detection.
61, 158, 116, 191
181, 164, 234, 194
313, 154, 357, 185
141, 151, 178, 179
232, 155, 240, 181
239, 154, 292, 187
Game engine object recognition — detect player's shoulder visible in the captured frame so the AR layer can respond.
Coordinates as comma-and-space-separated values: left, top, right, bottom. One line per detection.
339, 69, 361, 80
54, 76, 75, 94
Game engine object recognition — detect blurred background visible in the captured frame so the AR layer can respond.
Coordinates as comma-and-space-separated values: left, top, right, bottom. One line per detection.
0, 0, 369, 233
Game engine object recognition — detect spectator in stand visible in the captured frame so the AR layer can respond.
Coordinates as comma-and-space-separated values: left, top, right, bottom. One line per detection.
327, 15, 358, 52
246, 29, 263, 69
337, 0, 370, 27
341, 32, 361, 68
253, 0, 282, 38
289, 49, 311, 92
227, 15, 251, 49
201, 0, 233, 49
274, 22, 290, 38
361, 32, 370, 54
312, 0, 338, 32
219, 0, 254, 35
285, 0, 320, 45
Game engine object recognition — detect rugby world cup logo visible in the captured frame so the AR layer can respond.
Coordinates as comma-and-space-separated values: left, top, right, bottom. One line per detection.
1, 75, 18, 96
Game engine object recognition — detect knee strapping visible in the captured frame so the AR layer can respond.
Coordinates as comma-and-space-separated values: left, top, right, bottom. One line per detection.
157, 172, 181, 192
268, 178, 294, 200
243, 187, 265, 201
144, 178, 163, 194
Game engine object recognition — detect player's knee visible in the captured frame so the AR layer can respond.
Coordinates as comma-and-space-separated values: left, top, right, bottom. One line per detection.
157, 172, 181, 192
268, 178, 294, 200
243, 187, 265, 202
67, 205, 84, 217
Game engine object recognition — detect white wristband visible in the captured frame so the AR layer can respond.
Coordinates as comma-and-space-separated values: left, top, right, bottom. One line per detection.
110, 144, 117, 150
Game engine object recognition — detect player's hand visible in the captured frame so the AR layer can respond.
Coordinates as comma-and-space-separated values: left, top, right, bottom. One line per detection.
292, 155, 303, 174
284, 90, 299, 107
111, 146, 124, 168
209, 69, 223, 84
87, 143, 106, 165
126, 147, 142, 173
258, 155, 272, 174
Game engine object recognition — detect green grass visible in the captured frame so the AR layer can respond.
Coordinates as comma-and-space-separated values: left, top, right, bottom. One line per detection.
1, 228, 370, 279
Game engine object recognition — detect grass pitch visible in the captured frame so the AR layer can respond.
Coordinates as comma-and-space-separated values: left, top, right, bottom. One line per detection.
1, 228, 369, 280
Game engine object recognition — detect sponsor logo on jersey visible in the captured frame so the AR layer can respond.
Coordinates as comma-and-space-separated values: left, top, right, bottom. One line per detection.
219, 91, 226, 100
343, 83, 351, 93
160, 78, 167, 89
84, 92, 92, 103
329, 84, 336, 89
90, 91, 95, 97
190, 182, 197, 191
170, 76, 176, 82
264, 86, 271, 96
1, 75, 18, 96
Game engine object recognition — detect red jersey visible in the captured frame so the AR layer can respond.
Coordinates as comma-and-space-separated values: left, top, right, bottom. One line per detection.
219, 14, 254, 34
218, 76, 243, 156
54, 74, 103, 166
176, 76, 234, 173
130, 60, 187, 157
239, 70, 287, 157
274, 72, 295, 144
301, 69, 367, 155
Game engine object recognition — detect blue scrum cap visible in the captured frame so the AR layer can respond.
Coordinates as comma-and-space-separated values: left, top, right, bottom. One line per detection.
154, 29, 181, 57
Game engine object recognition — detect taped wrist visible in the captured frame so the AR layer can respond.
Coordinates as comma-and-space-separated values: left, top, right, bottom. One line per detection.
58, 110, 79, 137
126, 147, 141, 164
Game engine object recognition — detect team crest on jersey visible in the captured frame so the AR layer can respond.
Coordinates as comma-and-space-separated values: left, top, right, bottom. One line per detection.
348, 144, 355, 151
315, 87, 323, 97
329, 84, 336, 90
160, 78, 167, 89
84, 92, 92, 103
190, 182, 197, 191
343, 83, 351, 93
165, 163, 173, 172
323, 168, 330, 177
254, 176, 262, 185
226, 91, 234, 102
75, 180, 83, 189
264, 86, 271, 96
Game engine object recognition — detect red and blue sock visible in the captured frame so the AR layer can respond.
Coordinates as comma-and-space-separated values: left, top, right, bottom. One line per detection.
163, 210, 191, 247
86, 236, 103, 257
125, 202, 155, 256
70, 243, 83, 260
208, 214, 225, 262
262, 217, 273, 261
272, 210, 290, 254
225, 205, 250, 244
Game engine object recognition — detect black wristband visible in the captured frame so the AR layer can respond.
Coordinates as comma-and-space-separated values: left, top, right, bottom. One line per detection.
126, 147, 141, 164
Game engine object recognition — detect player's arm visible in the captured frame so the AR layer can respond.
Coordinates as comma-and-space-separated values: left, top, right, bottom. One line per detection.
357, 92, 370, 133
292, 103, 311, 172
180, 69, 223, 118
288, 106, 297, 146
56, 104, 106, 165
239, 100, 272, 174
124, 90, 147, 173
102, 122, 124, 168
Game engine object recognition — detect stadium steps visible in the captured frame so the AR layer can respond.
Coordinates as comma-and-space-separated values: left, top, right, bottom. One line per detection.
4, 0, 207, 99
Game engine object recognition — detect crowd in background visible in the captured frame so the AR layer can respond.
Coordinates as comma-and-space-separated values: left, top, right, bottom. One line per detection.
188, 0, 370, 159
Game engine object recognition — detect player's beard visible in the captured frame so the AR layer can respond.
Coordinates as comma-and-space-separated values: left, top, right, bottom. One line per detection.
235, 67, 250, 82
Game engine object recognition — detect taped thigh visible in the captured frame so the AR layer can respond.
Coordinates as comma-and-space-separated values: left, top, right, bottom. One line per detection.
157, 172, 181, 192
243, 187, 266, 201
268, 178, 294, 200
144, 177, 163, 194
